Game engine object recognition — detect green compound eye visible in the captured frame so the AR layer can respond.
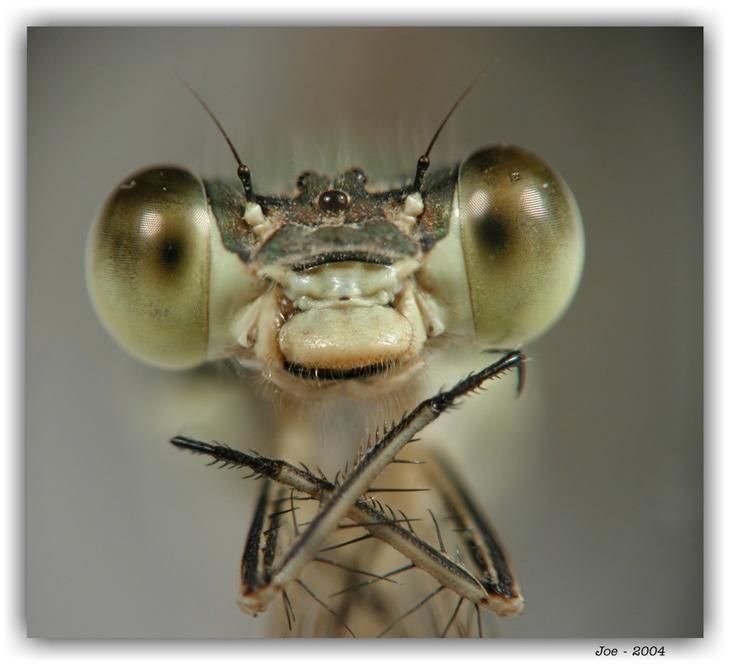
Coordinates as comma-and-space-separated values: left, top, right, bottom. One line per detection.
458, 146, 584, 346
86, 167, 212, 369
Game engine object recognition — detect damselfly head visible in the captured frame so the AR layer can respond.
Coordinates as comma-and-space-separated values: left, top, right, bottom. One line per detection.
86, 87, 584, 398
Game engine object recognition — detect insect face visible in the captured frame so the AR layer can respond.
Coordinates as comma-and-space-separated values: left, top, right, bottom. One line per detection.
87, 147, 583, 398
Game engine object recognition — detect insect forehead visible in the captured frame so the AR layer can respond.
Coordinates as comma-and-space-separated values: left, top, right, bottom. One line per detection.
295, 168, 369, 214
297, 168, 366, 194
206, 162, 455, 270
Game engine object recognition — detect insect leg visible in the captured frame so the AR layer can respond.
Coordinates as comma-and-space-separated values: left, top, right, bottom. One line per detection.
239, 478, 271, 603
173, 349, 524, 615
172, 437, 488, 608
425, 449, 524, 617
262, 351, 524, 607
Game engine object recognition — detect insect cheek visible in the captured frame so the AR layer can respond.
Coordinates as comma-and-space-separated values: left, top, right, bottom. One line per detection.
458, 146, 584, 346
86, 167, 213, 369
206, 214, 268, 360
415, 192, 476, 340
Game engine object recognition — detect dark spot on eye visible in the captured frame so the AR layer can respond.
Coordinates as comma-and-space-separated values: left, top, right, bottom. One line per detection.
159, 237, 183, 270
477, 215, 508, 251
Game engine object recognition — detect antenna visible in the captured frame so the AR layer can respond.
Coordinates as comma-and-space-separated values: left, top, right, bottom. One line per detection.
412, 77, 480, 192
177, 74, 254, 201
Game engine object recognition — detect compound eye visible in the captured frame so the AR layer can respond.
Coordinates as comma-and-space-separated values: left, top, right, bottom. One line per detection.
86, 167, 212, 369
458, 146, 584, 346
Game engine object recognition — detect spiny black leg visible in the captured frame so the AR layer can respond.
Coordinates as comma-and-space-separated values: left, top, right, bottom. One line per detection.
263, 486, 288, 579
426, 449, 524, 617
172, 349, 525, 617
171, 437, 489, 606
240, 479, 270, 595
265, 351, 525, 597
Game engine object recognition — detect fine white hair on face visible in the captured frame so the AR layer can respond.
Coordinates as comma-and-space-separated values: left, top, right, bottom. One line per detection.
257, 101, 467, 192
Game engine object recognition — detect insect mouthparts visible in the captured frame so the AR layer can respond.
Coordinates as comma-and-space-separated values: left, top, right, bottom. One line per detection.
292, 252, 394, 271
282, 362, 390, 382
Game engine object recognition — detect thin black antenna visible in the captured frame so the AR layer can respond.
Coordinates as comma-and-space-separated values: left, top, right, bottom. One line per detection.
177, 74, 254, 201
412, 78, 479, 192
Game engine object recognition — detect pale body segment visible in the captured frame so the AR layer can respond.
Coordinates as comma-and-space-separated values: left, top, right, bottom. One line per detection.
86, 144, 584, 636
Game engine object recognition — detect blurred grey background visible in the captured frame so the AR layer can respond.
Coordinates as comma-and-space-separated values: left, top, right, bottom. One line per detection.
26, 27, 702, 638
